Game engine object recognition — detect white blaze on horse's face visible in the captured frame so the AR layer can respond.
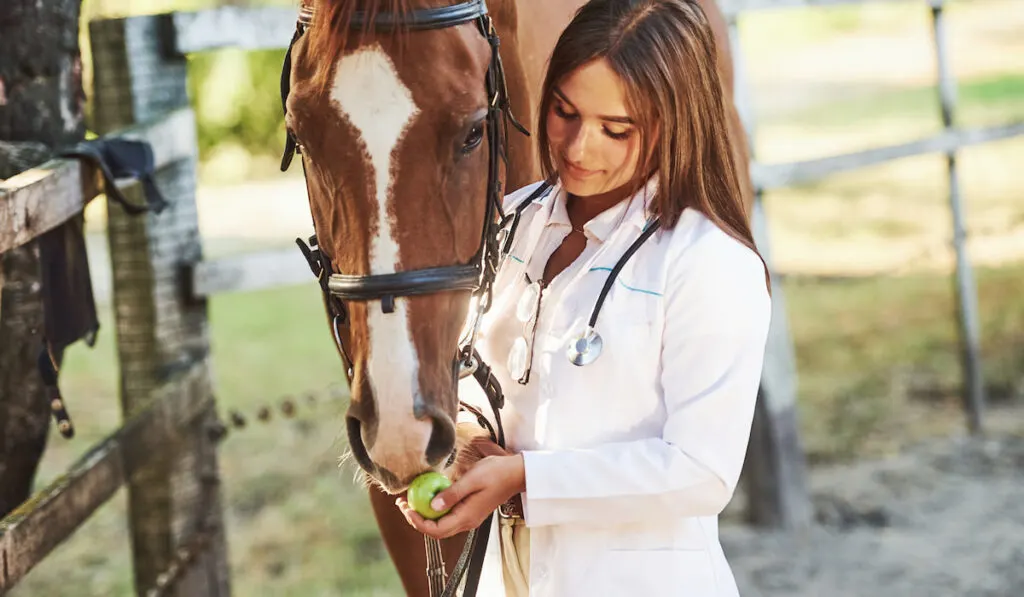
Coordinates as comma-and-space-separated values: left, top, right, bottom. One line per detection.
330, 45, 434, 481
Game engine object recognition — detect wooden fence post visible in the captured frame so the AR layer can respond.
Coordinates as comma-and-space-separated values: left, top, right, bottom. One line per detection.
727, 12, 813, 530
88, 14, 230, 596
0, 0, 87, 520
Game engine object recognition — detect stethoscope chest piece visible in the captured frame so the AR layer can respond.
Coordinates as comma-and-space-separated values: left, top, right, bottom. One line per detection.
566, 326, 603, 366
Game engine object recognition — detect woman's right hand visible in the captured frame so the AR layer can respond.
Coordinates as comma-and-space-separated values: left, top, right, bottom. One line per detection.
448, 424, 511, 481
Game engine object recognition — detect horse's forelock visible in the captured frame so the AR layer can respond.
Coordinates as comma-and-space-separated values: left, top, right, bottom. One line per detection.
307, 0, 413, 90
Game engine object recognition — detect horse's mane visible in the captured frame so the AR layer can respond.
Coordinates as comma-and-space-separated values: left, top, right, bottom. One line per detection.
306, 0, 412, 89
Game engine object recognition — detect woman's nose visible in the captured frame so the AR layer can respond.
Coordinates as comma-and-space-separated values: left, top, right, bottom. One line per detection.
565, 124, 592, 163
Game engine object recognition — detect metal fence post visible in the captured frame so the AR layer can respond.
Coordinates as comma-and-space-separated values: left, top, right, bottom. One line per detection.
929, 0, 985, 435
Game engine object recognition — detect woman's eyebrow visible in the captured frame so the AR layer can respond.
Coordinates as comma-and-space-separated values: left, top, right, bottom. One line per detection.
553, 87, 634, 125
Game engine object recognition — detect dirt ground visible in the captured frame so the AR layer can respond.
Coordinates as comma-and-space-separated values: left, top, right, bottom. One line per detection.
721, 421, 1024, 597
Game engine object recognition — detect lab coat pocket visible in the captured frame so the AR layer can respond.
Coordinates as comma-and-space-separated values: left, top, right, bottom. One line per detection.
586, 549, 719, 596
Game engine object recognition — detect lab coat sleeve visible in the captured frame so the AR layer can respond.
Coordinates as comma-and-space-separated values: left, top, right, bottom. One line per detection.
520, 230, 772, 528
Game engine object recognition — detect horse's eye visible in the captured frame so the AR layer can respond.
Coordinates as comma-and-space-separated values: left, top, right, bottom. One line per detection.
460, 121, 485, 155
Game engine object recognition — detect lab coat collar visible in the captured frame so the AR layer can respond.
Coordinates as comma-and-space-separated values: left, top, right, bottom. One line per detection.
534, 176, 659, 243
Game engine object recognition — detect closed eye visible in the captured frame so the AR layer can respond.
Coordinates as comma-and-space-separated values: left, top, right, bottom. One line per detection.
553, 102, 577, 121
553, 102, 633, 141
603, 128, 632, 141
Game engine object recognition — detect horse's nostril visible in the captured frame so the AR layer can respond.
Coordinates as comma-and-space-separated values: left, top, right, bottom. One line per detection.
424, 410, 456, 467
345, 415, 377, 476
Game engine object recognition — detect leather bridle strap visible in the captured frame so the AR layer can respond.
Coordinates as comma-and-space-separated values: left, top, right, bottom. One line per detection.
328, 265, 480, 314
351, 0, 487, 31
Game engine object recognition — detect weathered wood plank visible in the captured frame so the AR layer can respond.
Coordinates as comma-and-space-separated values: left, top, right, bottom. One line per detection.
0, 108, 197, 254
0, 366, 212, 593
169, 6, 296, 55
191, 247, 315, 297
90, 13, 230, 597
751, 121, 1024, 191
0, 159, 96, 254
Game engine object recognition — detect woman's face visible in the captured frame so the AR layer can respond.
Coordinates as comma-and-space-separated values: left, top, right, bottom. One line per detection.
545, 58, 645, 197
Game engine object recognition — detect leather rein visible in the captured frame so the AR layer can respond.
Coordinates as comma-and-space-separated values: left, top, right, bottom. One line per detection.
278, 1, 531, 594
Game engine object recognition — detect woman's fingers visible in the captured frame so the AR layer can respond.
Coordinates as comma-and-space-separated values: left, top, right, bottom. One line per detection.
396, 491, 487, 540
396, 497, 440, 536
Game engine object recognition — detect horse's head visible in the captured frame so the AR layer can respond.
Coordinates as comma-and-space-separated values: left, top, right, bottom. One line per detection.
282, 0, 518, 492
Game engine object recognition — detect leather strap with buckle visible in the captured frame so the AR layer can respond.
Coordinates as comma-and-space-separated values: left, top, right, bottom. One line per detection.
499, 494, 524, 519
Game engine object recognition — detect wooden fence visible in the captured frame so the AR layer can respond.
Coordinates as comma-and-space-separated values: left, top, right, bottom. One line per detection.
1, 0, 1021, 594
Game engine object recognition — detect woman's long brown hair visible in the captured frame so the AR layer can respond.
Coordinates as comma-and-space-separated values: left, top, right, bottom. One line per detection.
537, 0, 770, 290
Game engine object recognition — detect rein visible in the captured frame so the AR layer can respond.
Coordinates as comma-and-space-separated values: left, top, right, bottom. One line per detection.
278, 1, 530, 594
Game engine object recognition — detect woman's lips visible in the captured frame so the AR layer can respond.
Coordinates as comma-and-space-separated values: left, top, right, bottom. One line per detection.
564, 161, 601, 180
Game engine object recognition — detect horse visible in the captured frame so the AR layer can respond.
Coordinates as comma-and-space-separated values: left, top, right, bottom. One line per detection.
279, 1, 749, 594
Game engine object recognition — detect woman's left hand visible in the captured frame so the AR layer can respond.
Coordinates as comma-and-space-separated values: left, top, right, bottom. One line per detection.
396, 454, 526, 540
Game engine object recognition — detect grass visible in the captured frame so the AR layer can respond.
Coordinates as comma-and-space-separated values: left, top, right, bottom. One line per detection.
752, 72, 1024, 166
771, 73, 1024, 131
785, 263, 1024, 463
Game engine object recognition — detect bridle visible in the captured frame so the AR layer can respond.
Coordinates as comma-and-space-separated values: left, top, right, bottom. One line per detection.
278, 1, 529, 595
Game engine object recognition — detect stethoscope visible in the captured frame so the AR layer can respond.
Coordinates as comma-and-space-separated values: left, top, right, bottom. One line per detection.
563, 218, 661, 366
500, 181, 661, 370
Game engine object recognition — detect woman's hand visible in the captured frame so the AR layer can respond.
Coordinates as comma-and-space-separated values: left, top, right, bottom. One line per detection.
448, 432, 512, 481
396, 453, 526, 540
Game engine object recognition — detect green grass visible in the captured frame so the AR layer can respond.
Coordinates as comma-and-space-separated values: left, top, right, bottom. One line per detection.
785, 263, 1024, 463
777, 73, 1024, 129
752, 71, 1024, 168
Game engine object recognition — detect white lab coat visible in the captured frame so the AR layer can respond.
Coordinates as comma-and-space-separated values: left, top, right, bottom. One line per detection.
459, 178, 771, 597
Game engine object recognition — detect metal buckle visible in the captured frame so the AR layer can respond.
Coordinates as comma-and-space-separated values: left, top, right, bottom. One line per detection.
498, 499, 521, 520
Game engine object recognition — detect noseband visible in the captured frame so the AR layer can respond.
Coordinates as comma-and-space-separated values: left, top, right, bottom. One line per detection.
279, 2, 528, 595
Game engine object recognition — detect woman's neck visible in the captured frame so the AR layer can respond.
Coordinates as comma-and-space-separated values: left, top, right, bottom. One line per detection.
566, 181, 636, 227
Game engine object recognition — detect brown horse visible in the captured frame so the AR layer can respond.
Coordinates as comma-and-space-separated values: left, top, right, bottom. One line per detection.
281, 0, 748, 594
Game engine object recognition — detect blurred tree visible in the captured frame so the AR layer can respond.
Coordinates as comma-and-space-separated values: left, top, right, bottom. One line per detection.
187, 48, 289, 179
81, 0, 290, 182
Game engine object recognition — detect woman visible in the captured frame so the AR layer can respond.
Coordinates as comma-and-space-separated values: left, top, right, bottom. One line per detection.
396, 0, 771, 595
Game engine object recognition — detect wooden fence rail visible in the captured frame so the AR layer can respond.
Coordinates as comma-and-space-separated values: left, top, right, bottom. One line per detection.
0, 108, 197, 255
0, 367, 211, 593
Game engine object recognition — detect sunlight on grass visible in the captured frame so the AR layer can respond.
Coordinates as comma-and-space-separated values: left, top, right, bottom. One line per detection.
783, 262, 1024, 463
755, 73, 1024, 163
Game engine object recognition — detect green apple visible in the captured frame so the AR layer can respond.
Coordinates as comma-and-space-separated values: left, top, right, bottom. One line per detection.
407, 472, 452, 520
